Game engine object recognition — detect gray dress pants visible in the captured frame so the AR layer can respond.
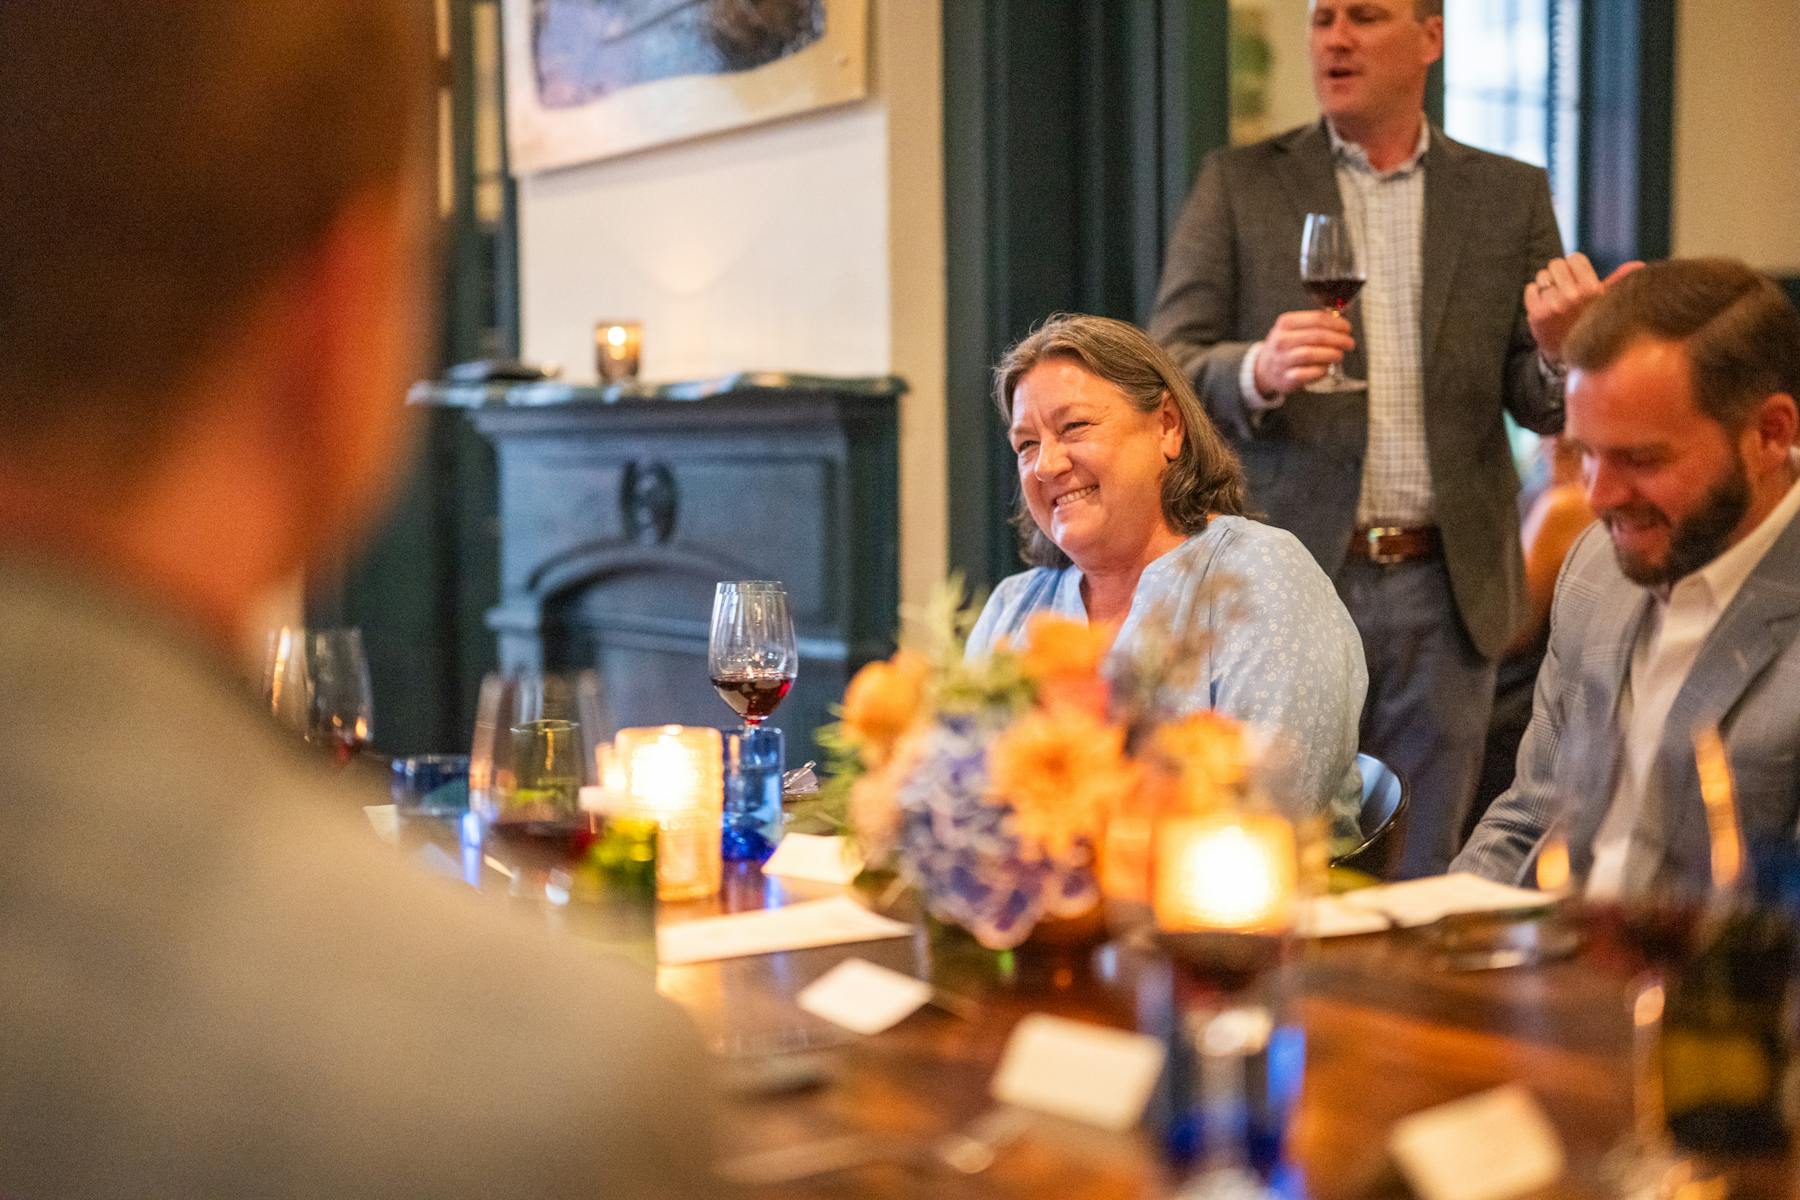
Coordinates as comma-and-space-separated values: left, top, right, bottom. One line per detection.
1335, 555, 1499, 878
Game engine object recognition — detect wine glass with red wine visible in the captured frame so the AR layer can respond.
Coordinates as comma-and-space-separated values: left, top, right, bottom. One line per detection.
1299, 212, 1367, 393
708, 582, 797, 729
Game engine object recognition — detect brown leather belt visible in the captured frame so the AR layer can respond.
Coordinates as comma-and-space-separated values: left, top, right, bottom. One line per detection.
1349, 525, 1441, 565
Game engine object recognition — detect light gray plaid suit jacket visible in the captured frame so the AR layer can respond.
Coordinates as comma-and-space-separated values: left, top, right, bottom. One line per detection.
1150, 121, 1566, 660
1454, 516, 1800, 893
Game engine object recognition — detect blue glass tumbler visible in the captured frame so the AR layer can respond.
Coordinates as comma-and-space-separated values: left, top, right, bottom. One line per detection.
390, 753, 471, 816
722, 725, 784, 861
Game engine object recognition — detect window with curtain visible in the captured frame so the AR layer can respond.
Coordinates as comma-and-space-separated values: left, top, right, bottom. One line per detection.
1443, 0, 1582, 247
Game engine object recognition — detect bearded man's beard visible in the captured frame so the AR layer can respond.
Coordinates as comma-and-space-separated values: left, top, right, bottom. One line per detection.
1604, 459, 1752, 586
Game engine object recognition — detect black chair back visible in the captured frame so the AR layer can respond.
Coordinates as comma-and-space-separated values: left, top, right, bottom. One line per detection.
1332, 753, 1409, 879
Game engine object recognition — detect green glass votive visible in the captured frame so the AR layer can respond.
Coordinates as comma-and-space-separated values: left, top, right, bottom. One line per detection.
594, 813, 659, 901
572, 813, 659, 966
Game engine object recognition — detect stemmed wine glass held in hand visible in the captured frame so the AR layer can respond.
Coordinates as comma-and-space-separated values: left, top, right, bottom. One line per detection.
1299, 212, 1367, 393
708, 582, 798, 728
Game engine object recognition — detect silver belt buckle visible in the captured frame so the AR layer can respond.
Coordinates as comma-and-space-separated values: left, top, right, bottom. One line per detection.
1364, 525, 1408, 565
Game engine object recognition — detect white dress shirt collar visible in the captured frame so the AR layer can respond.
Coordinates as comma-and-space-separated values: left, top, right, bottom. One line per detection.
1658, 456, 1800, 616
1326, 115, 1431, 179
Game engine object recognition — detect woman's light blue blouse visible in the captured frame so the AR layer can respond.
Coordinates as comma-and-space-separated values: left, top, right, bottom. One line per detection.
966, 516, 1368, 825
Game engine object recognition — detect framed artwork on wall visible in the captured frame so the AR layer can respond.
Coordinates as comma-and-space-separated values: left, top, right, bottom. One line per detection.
502, 0, 870, 174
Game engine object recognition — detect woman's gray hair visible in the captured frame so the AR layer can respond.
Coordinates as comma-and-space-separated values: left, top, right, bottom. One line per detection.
994, 313, 1249, 568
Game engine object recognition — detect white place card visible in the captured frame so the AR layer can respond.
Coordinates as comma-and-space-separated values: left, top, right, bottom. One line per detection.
1297, 895, 1394, 938
655, 896, 911, 965
763, 833, 865, 886
363, 804, 398, 845
1389, 1085, 1565, 1200
1340, 873, 1551, 928
796, 958, 933, 1035
989, 1014, 1166, 1131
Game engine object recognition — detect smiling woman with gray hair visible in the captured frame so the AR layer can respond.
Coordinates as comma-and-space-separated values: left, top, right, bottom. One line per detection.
966, 314, 1368, 817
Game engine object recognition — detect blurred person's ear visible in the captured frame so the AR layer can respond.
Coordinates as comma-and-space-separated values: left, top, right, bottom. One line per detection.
264, 175, 433, 576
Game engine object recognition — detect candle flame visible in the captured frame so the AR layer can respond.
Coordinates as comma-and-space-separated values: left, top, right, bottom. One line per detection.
1155, 815, 1297, 932
1535, 829, 1571, 893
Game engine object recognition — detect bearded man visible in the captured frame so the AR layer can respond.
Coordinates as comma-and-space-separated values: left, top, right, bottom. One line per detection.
1456, 258, 1800, 896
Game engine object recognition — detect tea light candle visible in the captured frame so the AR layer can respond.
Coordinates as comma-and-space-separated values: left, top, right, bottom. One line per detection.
594, 320, 643, 383
1153, 813, 1298, 933
615, 725, 722, 901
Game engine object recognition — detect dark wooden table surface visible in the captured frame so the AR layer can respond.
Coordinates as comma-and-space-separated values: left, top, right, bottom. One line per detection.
399, 805, 1789, 1200
642, 862, 1793, 1200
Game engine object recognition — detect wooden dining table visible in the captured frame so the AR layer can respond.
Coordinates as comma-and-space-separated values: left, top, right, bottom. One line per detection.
642, 861, 1793, 1200
395, 804, 1790, 1200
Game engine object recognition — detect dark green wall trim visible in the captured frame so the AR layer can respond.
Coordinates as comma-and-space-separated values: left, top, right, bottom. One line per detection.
1160, 1, 1230, 245
942, 0, 1231, 592
1578, 0, 1675, 269
941, 1, 1008, 590
325, 0, 508, 754
1782, 278, 1800, 313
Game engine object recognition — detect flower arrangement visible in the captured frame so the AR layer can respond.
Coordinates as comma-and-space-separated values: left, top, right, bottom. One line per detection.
815, 581, 1253, 949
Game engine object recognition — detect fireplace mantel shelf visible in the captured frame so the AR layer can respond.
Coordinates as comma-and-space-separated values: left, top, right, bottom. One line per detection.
410, 370, 905, 409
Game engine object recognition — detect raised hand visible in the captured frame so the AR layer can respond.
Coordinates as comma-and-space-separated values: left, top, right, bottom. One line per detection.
1526, 253, 1646, 367
1253, 309, 1358, 397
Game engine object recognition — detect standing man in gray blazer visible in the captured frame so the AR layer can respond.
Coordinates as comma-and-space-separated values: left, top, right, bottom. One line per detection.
1150, 0, 1632, 875
0, 3, 717, 1197
1457, 260, 1800, 895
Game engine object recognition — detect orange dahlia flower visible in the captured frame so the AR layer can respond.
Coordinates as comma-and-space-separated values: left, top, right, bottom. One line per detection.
986, 705, 1136, 860
840, 649, 932, 767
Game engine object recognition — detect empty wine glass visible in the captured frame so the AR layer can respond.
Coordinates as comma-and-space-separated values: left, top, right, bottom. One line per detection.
468, 669, 609, 895
468, 669, 608, 831
1299, 212, 1367, 394
308, 629, 374, 766
708, 582, 798, 730
261, 626, 373, 766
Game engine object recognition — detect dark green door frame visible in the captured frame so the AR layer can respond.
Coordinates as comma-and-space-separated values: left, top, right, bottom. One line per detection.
321, 0, 512, 755
1578, 0, 1675, 268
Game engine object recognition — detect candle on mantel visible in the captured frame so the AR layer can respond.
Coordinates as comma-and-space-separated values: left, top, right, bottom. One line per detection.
1153, 812, 1298, 934
615, 725, 722, 901
593, 320, 643, 383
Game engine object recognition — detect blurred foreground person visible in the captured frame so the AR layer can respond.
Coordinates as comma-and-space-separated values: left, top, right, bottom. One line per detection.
0, 4, 713, 1197
1457, 260, 1800, 895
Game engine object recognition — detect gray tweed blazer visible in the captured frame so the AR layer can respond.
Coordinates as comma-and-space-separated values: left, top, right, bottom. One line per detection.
1455, 516, 1800, 893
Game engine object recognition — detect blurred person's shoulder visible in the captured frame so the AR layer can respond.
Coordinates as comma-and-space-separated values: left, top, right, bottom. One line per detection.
0, 559, 714, 1199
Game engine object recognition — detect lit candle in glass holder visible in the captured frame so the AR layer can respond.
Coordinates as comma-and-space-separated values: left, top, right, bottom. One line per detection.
594, 320, 643, 383
1153, 812, 1298, 988
1155, 813, 1298, 932
615, 725, 722, 901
